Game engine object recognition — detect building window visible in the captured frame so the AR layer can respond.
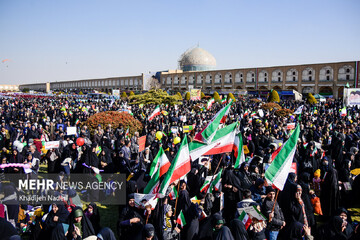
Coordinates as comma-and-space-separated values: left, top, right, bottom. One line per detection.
264, 78, 267, 82
346, 68, 350, 73
326, 76, 330, 81
346, 75, 350, 80
293, 71, 296, 75
309, 76, 312, 81
326, 70, 330, 74
278, 77, 281, 81
293, 77, 296, 81
309, 71, 312, 75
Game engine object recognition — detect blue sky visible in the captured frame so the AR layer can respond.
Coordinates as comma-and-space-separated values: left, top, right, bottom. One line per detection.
0, 0, 359, 84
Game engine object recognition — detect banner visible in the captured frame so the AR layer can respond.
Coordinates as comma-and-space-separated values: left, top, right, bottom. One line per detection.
44, 141, 60, 150
344, 88, 360, 106
66, 127, 77, 136
190, 89, 201, 100
138, 136, 147, 152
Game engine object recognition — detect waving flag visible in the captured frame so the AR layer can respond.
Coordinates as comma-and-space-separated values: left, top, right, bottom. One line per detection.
189, 122, 237, 161
159, 137, 191, 196
200, 169, 222, 193
148, 106, 161, 121
340, 106, 347, 117
265, 124, 300, 190
177, 210, 187, 228
194, 100, 233, 144
206, 98, 215, 110
233, 131, 245, 169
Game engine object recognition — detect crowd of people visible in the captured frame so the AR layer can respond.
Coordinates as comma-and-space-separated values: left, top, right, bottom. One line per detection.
0, 93, 360, 240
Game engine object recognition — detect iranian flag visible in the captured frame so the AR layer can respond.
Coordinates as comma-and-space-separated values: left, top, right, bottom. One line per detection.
159, 137, 191, 196
148, 106, 161, 121
75, 119, 80, 125
238, 211, 252, 230
148, 147, 171, 178
200, 169, 222, 193
250, 111, 257, 117
194, 101, 233, 144
340, 106, 347, 117
271, 145, 283, 162
221, 98, 227, 104
243, 109, 249, 117
177, 210, 187, 228
144, 148, 170, 194
207, 98, 215, 110
265, 124, 300, 190
168, 185, 178, 200
189, 122, 238, 161
134, 193, 158, 210
233, 131, 245, 168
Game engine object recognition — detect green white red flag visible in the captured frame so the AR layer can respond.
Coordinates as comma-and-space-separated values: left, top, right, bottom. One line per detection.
265, 124, 300, 191
206, 98, 215, 110
148, 147, 170, 178
233, 131, 245, 168
200, 168, 222, 193
159, 137, 191, 196
189, 122, 237, 161
194, 100, 233, 144
168, 185, 178, 200
177, 210, 187, 228
144, 147, 170, 194
148, 106, 161, 121
238, 210, 252, 230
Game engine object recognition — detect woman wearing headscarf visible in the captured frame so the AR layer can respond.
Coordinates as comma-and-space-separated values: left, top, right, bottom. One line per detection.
282, 221, 314, 240
99, 146, 114, 173
42, 202, 70, 240
316, 216, 349, 240
84, 202, 101, 234
222, 166, 243, 224
297, 172, 316, 229
229, 219, 249, 240
117, 193, 144, 239
97, 227, 117, 240
67, 206, 95, 240
235, 162, 252, 190
321, 162, 340, 217
287, 185, 309, 227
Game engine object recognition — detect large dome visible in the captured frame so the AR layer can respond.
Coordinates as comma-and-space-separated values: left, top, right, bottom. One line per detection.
179, 47, 216, 72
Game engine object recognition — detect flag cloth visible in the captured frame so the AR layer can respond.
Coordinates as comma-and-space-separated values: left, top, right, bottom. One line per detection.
200, 169, 222, 193
243, 110, 249, 117
293, 105, 304, 115
221, 98, 227, 104
168, 186, 178, 200
199, 209, 207, 221
177, 210, 187, 228
233, 131, 245, 169
143, 166, 160, 194
194, 101, 233, 144
265, 124, 300, 190
159, 137, 191, 196
75, 119, 80, 125
341, 107, 347, 117
189, 122, 238, 161
183, 125, 195, 133
148, 106, 161, 121
125, 128, 130, 139
271, 145, 283, 162
161, 110, 169, 116
148, 147, 170, 178
238, 210, 252, 230
206, 98, 215, 110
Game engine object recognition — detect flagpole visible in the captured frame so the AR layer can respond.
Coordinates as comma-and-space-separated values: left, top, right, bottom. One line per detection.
269, 188, 279, 222
173, 181, 181, 217
146, 213, 150, 224
205, 154, 224, 193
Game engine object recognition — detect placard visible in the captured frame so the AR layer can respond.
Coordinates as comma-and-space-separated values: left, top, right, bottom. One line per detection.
66, 127, 77, 136
44, 141, 60, 150
138, 136, 147, 152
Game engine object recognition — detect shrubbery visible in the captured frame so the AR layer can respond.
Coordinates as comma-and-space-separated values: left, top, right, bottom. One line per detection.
268, 90, 280, 102
81, 111, 142, 137
307, 93, 317, 105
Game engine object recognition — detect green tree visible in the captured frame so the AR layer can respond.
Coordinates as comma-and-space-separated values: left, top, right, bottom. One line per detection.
176, 92, 183, 100
185, 92, 191, 100
129, 91, 135, 96
307, 93, 317, 105
213, 91, 221, 103
121, 92, 128, 98
227, 92, 236, 102
267, 89, 280, 102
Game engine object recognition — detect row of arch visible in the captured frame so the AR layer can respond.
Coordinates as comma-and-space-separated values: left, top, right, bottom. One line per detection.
164, 65, 355, 85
